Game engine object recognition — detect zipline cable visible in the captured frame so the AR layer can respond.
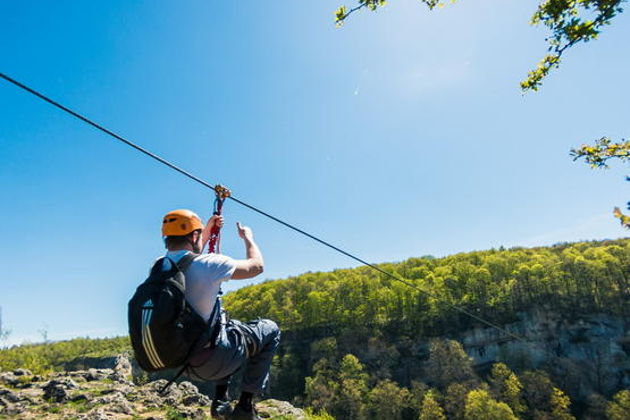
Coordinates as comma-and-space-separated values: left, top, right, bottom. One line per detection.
1, 72, 534, 346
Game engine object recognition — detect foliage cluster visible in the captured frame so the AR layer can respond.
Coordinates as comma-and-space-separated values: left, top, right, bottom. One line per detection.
571, 137, 630, 228
0, 336, 130, 374
523, 0, 625, 91
302, 339, 628, 420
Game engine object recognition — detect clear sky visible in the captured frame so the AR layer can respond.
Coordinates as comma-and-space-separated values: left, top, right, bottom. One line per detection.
1, 0, 628, 346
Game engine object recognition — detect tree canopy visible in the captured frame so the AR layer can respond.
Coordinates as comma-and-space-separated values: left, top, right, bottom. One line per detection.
225, 238, 630, 335
571, 137, 630, 228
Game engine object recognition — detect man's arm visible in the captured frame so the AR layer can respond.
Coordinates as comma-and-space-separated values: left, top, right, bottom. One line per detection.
231, 222, 264, 280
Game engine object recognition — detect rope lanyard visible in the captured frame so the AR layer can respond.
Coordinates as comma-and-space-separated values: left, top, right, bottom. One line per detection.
207, 185, 231, 254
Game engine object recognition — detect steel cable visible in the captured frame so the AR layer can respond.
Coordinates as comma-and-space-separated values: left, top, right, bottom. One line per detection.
1, 72, 539, 346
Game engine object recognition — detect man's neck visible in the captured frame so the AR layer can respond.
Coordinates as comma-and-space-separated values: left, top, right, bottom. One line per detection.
166, 246, 193, 253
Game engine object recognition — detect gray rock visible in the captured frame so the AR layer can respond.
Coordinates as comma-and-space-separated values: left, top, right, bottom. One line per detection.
145, 379, 168, 393
165, 393, 183, 406
89, 388, 134, 415
177, 381, 199, 395
12, 369, 32, 376
168, 407, 207, 419
112, 354, 132, 382
92, 390, 125, 405
80, 407, 113, 420
14, 381, 33, 389
71, 393, 90, 402
257, 399, 307, 420
42, 378, 78, 403
43, 383, 69, 403
177, 381, 211, 406
0, 387, 21, 403
84, 368, 111, 381
49, 377, 79, 389
110, 383, 135, 397
105, 398, 133, 415
141, 378, 185, 406
0, 372, 17, 387
182, 393, 211, 406
1, 401, 27, 416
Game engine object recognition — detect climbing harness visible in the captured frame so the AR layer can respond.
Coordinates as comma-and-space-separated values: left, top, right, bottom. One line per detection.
207, 184, 231, 254
0, 72, 538, 348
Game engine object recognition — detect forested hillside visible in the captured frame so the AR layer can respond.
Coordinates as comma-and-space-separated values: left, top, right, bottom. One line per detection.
223, 238, 630, 419
225, 239, 629, 333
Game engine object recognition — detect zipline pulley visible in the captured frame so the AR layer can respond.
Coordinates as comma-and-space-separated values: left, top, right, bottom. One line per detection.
207, 184, 231, 254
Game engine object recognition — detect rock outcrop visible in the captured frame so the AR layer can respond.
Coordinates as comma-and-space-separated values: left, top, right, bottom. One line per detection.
457, 309, 629, 398
0, 362, 306, 419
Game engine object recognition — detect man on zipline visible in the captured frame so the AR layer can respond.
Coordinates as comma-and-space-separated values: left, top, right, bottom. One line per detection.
161, 209, 280, 420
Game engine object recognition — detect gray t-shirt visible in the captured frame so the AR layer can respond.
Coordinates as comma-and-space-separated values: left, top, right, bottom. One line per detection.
162, 250, 237, 322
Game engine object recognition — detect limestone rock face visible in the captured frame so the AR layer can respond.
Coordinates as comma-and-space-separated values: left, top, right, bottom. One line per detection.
0, 364, 306, 419
457, 310, 629, 398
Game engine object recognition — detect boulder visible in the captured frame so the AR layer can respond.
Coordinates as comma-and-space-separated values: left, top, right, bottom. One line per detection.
42, 378, 79, 403
257, 399, 307, 419
84, 368, 112, 381
12, 368, 32, 376
0, 372, 17, 387
112, 353, 132, 382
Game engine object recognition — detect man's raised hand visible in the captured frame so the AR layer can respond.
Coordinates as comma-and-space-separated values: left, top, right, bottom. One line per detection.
236, 222, 254, 241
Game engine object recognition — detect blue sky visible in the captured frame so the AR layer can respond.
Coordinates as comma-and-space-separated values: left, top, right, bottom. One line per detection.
1, 0, 628, 345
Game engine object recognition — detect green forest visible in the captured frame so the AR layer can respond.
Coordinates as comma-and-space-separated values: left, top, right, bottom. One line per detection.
2, 239, 629, 419
225, 239, 629, 333
224, 238, 629, 419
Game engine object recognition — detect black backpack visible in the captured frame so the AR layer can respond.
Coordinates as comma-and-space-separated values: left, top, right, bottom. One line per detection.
128, 253, 219, 373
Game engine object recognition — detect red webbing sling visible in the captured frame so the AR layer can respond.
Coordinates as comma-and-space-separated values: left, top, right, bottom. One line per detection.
207, 184, 231, 254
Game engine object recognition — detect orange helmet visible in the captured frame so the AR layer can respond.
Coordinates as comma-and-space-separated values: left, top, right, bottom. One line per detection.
161, 209, 204, 236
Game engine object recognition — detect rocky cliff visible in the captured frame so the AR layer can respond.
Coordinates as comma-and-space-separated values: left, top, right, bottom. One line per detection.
458, 309, 629, 399
272, 308, 629, 407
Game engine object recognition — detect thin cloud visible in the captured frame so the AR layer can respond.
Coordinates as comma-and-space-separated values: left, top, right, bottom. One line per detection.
397, 59, 472, 95
520, 213, 624, 247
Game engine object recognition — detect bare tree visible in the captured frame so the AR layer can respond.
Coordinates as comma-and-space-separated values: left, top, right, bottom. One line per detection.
38, 323, 50, 344
0, 306, 11, 344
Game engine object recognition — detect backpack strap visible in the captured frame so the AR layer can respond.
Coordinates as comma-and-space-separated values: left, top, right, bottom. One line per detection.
149, 257, 166, 275
172, 252, 197, 273
149, 253, 197, 276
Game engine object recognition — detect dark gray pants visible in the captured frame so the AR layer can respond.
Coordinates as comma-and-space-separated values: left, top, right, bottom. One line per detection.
187, 318, 280, 394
